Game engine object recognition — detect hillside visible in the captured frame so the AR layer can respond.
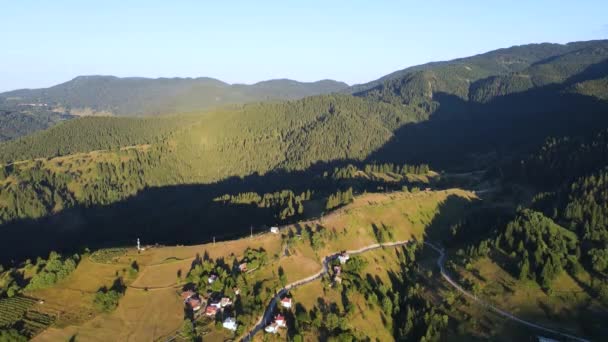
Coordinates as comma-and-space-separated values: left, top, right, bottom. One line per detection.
0, 76, 348, 117
2, 186, 605, 341
0, 40, 607, 264
350, 40, 608, 95
0, 102, 74, 142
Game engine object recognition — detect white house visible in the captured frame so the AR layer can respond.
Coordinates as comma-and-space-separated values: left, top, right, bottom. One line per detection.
270, 226, 279, 234
275, 314, 286, 328
280, 297, 292, 309
265, 323, 279, 333
223, 317, 238, 331
338, 252, 350, 264
220, 297, 232, 308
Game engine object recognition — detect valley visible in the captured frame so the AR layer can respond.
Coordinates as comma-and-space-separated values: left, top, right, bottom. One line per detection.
1, 37, 608, 341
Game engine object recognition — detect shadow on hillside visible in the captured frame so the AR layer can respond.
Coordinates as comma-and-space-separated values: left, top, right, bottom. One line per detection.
367, 60, 608, 169
3, 61, 608, 264
421, 194, 479, 244
0, 159, 432, 264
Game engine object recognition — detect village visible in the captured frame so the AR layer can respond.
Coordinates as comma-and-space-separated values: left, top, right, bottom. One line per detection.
176, 225, 353, 339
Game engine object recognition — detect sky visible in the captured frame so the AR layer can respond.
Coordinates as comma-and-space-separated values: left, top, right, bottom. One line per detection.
0, 0, 607, 92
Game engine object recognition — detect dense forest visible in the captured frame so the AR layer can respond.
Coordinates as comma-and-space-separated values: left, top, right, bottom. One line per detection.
0, 39, 607, 341
0, 102, 73, 142
0, 39, 607, 267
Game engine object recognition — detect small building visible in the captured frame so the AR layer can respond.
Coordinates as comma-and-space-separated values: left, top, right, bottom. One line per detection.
223, 317, 238, 331
205, 305, 218, 316
265, 322, 279, 333
275, 314, 286, 328
209, 299, 221, 308
280, 297, 292, 309
188, 297, 202, 311
333, 265, 342, 275
181, 290, 195, 302
208, 274, 218, 284
338, 252, 350, 264
334, 275, 342, 284
239, 262, 248, 272
270, 226, 280, 234
537, 337, 559, 342
220, 297, 233, 308
233, 287, 241, 295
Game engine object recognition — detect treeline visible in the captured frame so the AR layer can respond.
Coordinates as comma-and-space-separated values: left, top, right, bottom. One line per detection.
0, 251, 80, 298
500, 130, 608, 189
325, 188, 353, 210
214, 190, 311, 220
0, 116, 194, 163
330, 163, 430, 180
0, 148, 163, 224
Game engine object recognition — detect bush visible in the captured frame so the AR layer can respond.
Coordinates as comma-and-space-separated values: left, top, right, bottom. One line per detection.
93, 289, 121, 312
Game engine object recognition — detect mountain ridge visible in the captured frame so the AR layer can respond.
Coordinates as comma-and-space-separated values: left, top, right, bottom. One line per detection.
0, 76, 349, 117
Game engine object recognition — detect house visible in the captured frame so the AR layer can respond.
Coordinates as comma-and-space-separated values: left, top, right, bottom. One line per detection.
265, 322, 279, 333
338, 252, 350, 264
205, 305, 218, 316
270, 226, 279, 234
220, 297, 232, 308
209, 299, 221, 308
223, 317, 238, 331
274, 314, 286, 327
239, 262, 248, 272
188, 297, 202, 311
181, 290, 195, 302
208, 274, 218, 284
280, 297, 292, 309
233, 287, 241, 295
333, 265, 342, 275
537, 337, 559, 342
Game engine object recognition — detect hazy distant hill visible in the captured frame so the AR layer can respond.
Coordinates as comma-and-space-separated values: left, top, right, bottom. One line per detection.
0, 76, 348, 117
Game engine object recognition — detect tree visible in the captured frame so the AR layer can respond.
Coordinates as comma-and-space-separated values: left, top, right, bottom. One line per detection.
518, 253, 530, 280
278, 266, 287, 287
93, 289, 121, 312
181, 319, 197, 341
0, 329, 27, 342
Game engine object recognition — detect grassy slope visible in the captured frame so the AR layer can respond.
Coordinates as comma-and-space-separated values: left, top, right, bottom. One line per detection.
25, 187, 598, 341
28, 189, 475, 341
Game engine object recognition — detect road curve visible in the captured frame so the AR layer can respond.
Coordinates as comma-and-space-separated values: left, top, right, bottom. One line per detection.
242, 240, 591, 342
241, 240, 411, 341
423, 242, 590, 342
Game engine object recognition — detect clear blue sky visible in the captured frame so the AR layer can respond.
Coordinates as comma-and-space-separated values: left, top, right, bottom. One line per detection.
1, 0, 607, 92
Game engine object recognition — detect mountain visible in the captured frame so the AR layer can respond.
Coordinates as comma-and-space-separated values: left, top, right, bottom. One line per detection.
350, 40, 607, 95
0, 39, 607, 261
0, 76, 348, 117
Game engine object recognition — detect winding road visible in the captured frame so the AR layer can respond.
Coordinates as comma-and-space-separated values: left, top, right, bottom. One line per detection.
241, 240, 411, 341
241, 240, 591, 342
423, 242, 590, 342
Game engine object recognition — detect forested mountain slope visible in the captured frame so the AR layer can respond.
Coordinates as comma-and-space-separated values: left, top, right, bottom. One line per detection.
350, 39, 607, 95
0, 39, 607, 264
0, 102, 73, 142
0, 76, 348, 117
